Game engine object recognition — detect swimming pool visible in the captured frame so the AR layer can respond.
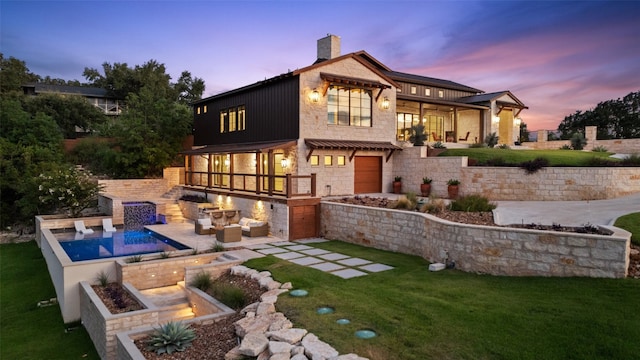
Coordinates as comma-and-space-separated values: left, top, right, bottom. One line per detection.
57, 229, 190, 262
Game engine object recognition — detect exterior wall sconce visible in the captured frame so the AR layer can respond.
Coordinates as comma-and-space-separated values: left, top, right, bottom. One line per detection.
492, 115, 500, 124
381, 97, 390, 110
514, 117, 522, 126
309, 89, 320, 103
281, 158, 290, 169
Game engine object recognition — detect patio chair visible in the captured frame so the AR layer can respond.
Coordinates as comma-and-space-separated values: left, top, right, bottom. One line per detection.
431, 132, 442, 142
102, 218, 117, 232
195, 217, 215, 235
74, 220, 94, 235
458, 131, 470, 142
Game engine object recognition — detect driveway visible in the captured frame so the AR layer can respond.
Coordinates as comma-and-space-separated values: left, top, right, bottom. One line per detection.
493, 192, 640, 226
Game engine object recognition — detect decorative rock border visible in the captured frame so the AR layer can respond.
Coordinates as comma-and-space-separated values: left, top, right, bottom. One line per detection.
227, 265, 368, 360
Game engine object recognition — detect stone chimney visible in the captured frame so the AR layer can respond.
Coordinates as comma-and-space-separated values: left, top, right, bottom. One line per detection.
317, 34, 341, 61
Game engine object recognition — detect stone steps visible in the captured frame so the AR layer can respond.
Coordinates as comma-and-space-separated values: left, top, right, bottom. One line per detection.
159, 202, 187, 224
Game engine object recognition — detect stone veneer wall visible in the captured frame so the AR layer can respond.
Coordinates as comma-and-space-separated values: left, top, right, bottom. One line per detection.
320, 201, 631, 278
117, 253, 223, 290
80, 281, 158, 360
99, 179, 170, 199
395, 147, 640, 200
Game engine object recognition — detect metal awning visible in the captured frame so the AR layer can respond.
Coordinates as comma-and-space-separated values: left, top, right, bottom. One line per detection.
305, 138, 402, 162
181, 139, 297, 155
320, 72, 392, 101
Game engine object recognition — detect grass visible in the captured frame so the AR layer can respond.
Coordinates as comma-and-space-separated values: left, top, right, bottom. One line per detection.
245, 240, 640, 360
440, 148, 615, 166
614, 212, 640, 245
0, 241, 99, 359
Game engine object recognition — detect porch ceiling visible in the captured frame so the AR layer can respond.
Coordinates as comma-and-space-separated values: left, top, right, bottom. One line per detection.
305, 138, 402, 162
181, 139, 297, 155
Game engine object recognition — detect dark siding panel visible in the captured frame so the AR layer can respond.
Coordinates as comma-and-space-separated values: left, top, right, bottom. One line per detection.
193, 77, 300, 146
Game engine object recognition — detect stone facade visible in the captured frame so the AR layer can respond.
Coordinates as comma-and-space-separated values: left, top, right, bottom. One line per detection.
395, 146, 640, 200
321, 201, 631, 278
530, 126, 640, 153
99, 179, 170, 199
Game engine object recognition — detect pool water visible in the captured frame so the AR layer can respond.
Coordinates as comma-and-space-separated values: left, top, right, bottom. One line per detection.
57, 229, 190, 262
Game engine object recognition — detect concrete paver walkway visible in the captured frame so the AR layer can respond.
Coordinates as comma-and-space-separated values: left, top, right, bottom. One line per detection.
245, 239, 395, 279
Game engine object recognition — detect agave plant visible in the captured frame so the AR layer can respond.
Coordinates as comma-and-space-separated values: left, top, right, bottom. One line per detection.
146, 321, 196, 354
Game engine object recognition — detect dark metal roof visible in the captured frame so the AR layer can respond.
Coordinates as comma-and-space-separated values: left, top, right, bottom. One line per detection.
459, 91, 528, 109
181, 139, 298, 155
305, 139, 402, 151
382, 70, 483, 93
396, 94, 489, 110
192, 72, 295, 105
23, 83, 111, 97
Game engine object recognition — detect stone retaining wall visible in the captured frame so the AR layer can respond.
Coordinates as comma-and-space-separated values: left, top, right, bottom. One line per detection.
80, 281, 158, 360
116, 253, 223, 290
395, 147, 640, 200
99, 179, 170, 199
320, 201, 631, 278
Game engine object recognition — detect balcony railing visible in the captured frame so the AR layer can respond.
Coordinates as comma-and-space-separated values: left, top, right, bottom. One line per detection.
184, 171, 316, 198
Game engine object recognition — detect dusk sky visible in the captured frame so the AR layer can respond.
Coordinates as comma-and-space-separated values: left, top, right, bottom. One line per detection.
2, 0, 639, 131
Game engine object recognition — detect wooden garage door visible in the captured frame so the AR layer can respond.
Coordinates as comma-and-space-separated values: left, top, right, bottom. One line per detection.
354, 156, 382, 194
290, 204, 318, 240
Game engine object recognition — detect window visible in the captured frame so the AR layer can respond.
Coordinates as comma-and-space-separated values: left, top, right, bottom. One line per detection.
310, 155, 319, 166
238, 106, 245, 130
197, 107, 201, 115
438, 90, 444, 98
203, 105, 207, 113
324, 155, 333, 166
327, 85, 372, 127
337, 155, 346, 166
396, 112, 420, 141
219, 106, 246, 133
220, 111, 228, 133
410, 86, 417, 95
425, 88, 431, 96
229, 109, 237, 132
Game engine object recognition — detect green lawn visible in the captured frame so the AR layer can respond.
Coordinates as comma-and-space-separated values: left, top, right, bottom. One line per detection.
440, 148, 614, 166
0, 241, 99, 360
615, 212, 640, 245
245, 241, 640, 360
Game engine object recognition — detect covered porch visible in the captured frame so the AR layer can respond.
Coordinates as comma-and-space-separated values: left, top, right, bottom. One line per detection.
182, 140, 316, 199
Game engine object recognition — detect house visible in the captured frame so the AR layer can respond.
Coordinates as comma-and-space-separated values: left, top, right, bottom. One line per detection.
22, 83, 123, 116
184, 35, 527, 240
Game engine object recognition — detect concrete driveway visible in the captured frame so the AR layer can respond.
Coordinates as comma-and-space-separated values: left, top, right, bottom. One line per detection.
493, 192, 640, 226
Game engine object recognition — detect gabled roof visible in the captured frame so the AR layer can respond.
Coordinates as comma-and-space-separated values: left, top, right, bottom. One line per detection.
459, 91, 528, 109
305, 138, 402, 162
23, 83, 112, 98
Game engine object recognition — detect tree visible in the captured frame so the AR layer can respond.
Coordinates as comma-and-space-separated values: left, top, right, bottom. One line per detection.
37, 167, 103, 217
21, 93, 108, 138
409, 123, 427, 146
558, 91, 640, 139
0, 53, 41, 94
484, 132, 499, 148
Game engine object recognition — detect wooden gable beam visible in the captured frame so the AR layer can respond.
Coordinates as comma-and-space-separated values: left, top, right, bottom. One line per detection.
385, 149, 396, 162
349, 148, 358, 162
306, 148, 315, 162
514, 108, 522, 118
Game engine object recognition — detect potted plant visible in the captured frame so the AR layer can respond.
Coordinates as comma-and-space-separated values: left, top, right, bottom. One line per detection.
420, 177, 432, 197
409, 124, 427, 146
393, 176, 402, 194
447, 179, 460, 199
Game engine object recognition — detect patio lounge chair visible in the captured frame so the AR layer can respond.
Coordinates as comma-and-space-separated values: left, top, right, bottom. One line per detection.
195, 218, 214, 235
74, 220, 94, 235
102, 218, 117, 232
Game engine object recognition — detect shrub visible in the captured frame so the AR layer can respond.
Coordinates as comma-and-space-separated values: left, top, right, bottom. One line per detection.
591, 145, 608, 152
422, 177, 432, 184
520, 157, 550, 174
484, 132, 499, 148
432, 141, 446, 149
392, 196, 414, 210
189, 272, 213, 292
125, 255, 143, 263
420, 198, 446, 214
570, 133, 587, 150
209, 283, 247, 310
484, 157, 507, 166
95, 270, 110, 287
210, 242, 225, 252
497, 144, 510, 149
621, 154, 640, 166
146, 321, 196, 355
409, 123, 427, 146
179, 194, 208, 203
405, 192, 418, 209
469, 142, 486, 148
449, 194, 497, 212
447, 179, 460, 186
559, 144, 572, 150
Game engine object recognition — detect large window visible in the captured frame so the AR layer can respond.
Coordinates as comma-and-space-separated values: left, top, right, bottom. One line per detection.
219, 106, 246, 133
327, 86, 371, 127
396, 113, 420, 141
